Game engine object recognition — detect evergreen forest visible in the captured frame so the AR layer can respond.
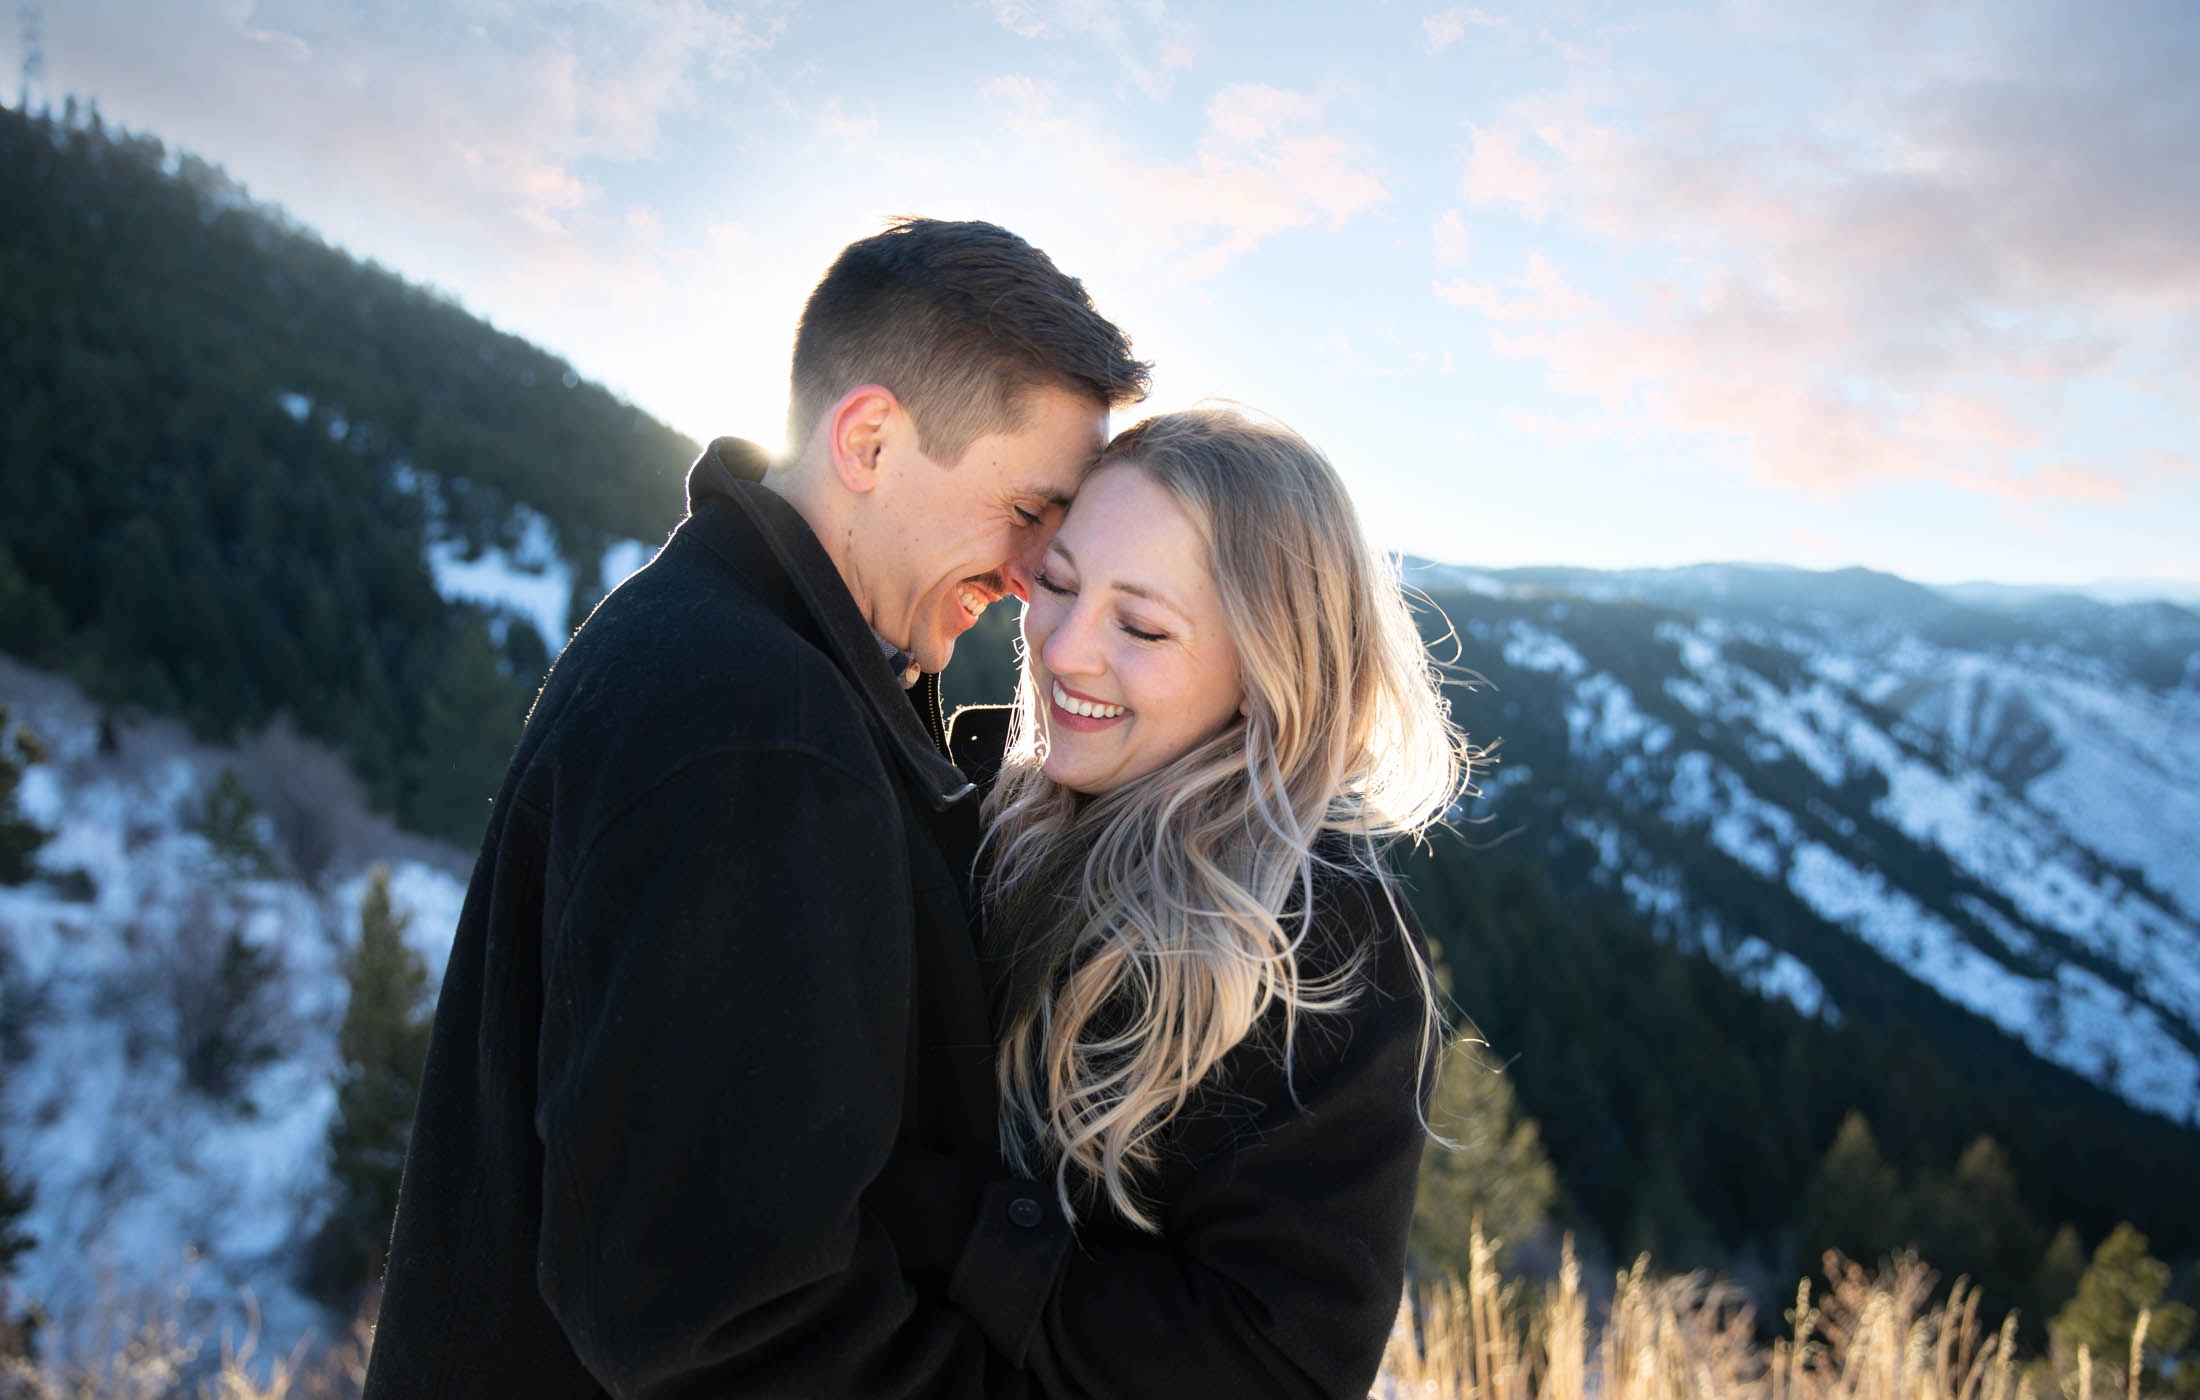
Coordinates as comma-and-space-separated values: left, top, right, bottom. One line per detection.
0, 99, 695, 845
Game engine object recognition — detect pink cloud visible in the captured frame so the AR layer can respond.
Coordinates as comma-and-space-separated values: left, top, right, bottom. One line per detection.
1460, 125, 1553, 220
1432, 209, 1471, 266
981, 78, 1388, 281
1435, 251, 1595, 322
1423, 7, 1511, 53
45, 0, 784, 267
1440, 3, 2200, 497
1946, 463, 2131, 506
987, 0, 1199, 98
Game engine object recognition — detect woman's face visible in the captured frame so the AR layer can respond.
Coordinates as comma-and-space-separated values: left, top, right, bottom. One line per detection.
1021, 464, 1245, 796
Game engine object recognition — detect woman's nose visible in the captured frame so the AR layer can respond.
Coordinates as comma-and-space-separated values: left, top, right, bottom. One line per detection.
1041, 602, 1102, 677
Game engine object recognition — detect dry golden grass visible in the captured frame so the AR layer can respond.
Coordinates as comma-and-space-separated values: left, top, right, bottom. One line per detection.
1375, 1222, 2145, 1400
0, 1287, 370, 1400
0, 1233, 2157, 1399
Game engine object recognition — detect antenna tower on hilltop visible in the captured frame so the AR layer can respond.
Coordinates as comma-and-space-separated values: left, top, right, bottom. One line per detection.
16, 6, 42, 112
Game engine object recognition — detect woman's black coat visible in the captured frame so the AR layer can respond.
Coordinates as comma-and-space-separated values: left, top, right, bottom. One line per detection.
936, 707, 1435, 1400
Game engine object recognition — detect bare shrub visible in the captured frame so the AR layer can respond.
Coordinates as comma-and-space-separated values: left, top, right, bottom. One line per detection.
231, 719, 372, 889
157, 895, 289, 1105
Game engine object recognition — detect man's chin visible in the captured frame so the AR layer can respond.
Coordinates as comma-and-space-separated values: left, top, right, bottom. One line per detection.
913, 635, 956, 677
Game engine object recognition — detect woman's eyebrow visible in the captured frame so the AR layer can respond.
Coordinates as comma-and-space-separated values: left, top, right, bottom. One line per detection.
1110, 579, 1192, 624
1049, 542, 1191, 623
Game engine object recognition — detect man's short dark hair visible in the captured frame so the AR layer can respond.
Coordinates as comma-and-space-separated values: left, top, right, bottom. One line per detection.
787, 218, 1150, 464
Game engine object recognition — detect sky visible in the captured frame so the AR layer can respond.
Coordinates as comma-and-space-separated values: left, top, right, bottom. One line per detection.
15, 0, 2200, 592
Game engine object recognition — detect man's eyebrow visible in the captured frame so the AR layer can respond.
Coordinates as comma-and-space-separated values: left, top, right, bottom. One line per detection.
1024, 485, 1075, 511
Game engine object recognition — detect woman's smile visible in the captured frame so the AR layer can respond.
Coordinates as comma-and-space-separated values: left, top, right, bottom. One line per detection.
1023, 465, 1244, 794
1048, 680, 1129, 729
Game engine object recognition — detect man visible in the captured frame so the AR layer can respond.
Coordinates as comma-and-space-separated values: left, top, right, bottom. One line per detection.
363, 218, 1149, 1397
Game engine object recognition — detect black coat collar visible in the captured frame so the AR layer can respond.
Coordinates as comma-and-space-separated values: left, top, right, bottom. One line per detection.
683, 436, 976, 811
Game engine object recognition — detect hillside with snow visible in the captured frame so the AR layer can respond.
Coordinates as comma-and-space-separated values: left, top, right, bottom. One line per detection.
1409, 561, 2200, 1129
0, 658, 468, 1362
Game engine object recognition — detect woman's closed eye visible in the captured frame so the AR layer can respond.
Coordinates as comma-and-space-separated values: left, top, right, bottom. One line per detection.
1119, 617, 1168, 643
1033, 566, 1074, 597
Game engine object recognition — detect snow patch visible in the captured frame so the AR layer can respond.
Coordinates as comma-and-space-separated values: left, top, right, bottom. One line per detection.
1727, 936, 1829, 1019
425, 508, 574, 657
1501, 622, 1587, 679
1786, 842, 2198, 1125
600, 537, 656, 595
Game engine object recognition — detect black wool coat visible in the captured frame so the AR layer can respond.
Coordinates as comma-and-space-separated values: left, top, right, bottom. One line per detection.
363, 440, 1071, 1399
938, 708, 1436, 1400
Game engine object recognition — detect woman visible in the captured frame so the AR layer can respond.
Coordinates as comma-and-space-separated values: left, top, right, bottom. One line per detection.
949, 406, 1471, 1398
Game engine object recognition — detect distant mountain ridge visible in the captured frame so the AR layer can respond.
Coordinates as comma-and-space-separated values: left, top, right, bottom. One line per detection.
1404, 559, 2200, 694
1407, 557, 2200, 615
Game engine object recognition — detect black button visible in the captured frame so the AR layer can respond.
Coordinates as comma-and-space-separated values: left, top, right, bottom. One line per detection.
1007, 1196, 1044, 1228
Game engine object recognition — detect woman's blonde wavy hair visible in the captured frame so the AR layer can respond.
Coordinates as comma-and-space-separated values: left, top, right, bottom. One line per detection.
981, 405, 1474, 1230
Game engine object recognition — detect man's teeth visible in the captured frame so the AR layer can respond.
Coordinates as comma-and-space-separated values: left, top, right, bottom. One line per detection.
1052, 681, 1126, 719
956, 584, 990, 618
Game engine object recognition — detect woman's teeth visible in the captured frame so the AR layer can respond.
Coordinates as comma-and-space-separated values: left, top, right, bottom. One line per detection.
956, 584, 989, 619
1052, 681, 1126, 719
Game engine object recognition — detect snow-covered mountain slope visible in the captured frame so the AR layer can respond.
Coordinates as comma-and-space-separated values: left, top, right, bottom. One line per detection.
384, 448, 659, 658
267, 390, 666, 664
1426, 565, 2200, 1128
0, 658, 467, 1361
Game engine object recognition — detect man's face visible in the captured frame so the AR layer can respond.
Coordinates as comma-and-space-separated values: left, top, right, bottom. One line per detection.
865, 384, 1108, 675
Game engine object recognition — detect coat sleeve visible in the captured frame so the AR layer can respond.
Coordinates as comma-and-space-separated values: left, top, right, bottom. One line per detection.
532, 745, 1024, 1400
947, 879, 1433, 1400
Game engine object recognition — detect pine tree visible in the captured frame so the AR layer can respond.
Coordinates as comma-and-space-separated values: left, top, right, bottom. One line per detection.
0, 1158, 28, 1279
2031, 1222, 2088, 1332
191, 768, 279, 881
2049, 1223, 2196, 1396
305, 864, 433, 1304
177, 922, 286, 1101
1411, 1042, 1558, 1277
1909, 1135, 2042, 1320
0, 709, 39, 1290
1795, 1110, 1904, 1280
0, 704, 49, 885
402, 622, 526, 847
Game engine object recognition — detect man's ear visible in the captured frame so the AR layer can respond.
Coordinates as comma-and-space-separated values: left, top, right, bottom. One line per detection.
825, 385, 899, 496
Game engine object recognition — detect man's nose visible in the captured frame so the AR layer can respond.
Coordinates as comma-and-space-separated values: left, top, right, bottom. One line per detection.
1005, 531, 1055, 603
